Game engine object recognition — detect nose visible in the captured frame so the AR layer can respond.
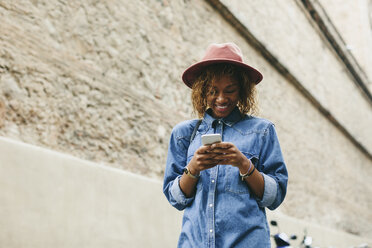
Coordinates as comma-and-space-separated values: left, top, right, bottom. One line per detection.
216, 92, 228, 103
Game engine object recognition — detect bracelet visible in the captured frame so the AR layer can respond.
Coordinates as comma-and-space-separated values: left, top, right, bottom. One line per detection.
240, 160, 255, 181
184, 167, 200, 179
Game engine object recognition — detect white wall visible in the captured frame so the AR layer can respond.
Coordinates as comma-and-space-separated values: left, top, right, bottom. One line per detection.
0, 136, 182, 248
0, 136, 370, 248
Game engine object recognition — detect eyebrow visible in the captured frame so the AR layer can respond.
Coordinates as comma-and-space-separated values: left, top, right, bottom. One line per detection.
226, 83, 238, 88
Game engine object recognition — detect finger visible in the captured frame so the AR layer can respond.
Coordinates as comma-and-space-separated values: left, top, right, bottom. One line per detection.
194, 161, 219, 171
209, 146, 238, 155
194, 154, 221, 167
218, 153, 240, 160
211, 142, 234, 150
196, 152, 220, 161
212, 154, 238, 163
200, 153, 228, 162
197, 145, 214, 154
208, 147, 234, 154
200, 162, 220, 170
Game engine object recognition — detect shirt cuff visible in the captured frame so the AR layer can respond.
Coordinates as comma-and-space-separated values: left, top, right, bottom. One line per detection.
257, 173, 277, 208
170, 176, 195, 206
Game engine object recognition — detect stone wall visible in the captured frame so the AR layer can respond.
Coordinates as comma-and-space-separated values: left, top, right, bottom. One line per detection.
0, 0, 371, 240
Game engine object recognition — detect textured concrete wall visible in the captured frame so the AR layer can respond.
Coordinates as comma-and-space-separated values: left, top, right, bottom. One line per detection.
0, 0, 371, 241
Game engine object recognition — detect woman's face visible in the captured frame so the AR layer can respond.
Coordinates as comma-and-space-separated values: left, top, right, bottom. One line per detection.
207, 75, 240, 118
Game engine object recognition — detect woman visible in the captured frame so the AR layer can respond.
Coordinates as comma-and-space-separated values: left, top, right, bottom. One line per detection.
163, 43, 288, 248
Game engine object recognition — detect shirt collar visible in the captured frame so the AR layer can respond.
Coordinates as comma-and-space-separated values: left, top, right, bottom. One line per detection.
203, 107, 243, 127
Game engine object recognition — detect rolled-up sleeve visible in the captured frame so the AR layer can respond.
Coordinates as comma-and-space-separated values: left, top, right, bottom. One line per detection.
257, 173, 278, 208
169, 176, 195, 207
163, 123, 196, 210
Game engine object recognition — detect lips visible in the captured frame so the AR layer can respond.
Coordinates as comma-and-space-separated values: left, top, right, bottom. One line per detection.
216, 104, 228, 109
215, 104, 230, 112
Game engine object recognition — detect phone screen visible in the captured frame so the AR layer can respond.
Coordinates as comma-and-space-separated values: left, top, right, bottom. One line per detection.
201, 134, 222, 146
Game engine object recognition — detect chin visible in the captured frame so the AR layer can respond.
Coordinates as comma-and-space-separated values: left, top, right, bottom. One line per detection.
213, 109, 233, 118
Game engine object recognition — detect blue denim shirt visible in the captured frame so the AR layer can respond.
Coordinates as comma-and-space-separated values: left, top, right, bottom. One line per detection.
163, 107, 288, 248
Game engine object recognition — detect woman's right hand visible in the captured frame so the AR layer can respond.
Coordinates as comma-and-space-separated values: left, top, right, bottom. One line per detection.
180, 145, 222, 197
187, 145, 221, 175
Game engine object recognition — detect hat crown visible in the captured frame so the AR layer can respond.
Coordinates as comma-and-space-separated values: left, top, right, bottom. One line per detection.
202, 43, 243, 62
182, 42, 263, 88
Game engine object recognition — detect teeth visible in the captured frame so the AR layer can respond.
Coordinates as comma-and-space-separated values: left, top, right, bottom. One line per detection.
216, 105, 228, 109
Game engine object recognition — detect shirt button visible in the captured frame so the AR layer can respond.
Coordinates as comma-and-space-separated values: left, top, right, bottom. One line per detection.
210, 229, 213, 233
209, 204, 213, 207
211, 180, 215, 183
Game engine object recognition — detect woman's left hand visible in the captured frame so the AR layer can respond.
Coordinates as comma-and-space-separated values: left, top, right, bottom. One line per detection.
210, 142, 264, 199
209, 142, 250, 173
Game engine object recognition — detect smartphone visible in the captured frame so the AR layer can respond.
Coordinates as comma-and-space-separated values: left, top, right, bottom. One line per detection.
201, 133, 222, 146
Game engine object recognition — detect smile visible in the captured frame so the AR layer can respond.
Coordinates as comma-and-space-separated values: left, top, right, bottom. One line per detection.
215, 105, 229, 110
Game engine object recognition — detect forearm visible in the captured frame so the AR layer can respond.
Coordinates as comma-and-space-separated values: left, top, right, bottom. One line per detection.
243, 168, 264, 199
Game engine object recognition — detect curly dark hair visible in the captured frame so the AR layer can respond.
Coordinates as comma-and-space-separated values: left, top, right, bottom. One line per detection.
191, 63, 258, 118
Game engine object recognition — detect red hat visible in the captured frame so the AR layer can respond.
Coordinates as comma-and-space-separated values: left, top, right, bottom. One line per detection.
182, 42, 263, 88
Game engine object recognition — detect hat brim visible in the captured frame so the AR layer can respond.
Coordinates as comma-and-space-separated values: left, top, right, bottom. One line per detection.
182, 59, 263, 88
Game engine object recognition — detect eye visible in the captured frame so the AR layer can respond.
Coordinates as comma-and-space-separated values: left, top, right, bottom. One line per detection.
209, 89, 217, 96
225, 87, 238, 94
226, 89, 236, 93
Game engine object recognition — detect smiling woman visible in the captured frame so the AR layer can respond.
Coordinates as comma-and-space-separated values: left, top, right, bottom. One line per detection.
163, 43, 288, 248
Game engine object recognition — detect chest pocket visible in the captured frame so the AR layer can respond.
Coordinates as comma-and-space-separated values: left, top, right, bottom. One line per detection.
224, 152, 259, 194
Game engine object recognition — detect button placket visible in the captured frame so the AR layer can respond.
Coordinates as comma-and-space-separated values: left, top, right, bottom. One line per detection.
207, 119, 223, 247
207, 166, 218, 247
